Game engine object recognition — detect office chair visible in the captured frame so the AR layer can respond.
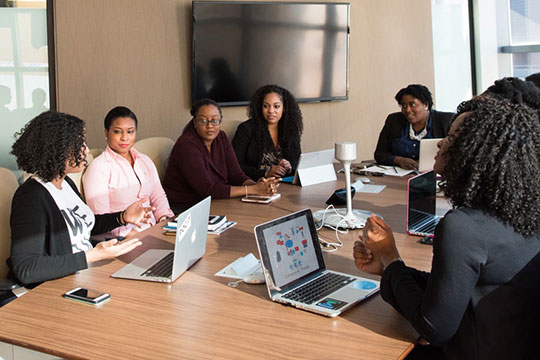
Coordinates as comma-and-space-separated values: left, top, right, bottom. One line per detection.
0, 168, 21, 304
474, 250, 540, 358
88, 148, 103, 159
133, 137, 174, 182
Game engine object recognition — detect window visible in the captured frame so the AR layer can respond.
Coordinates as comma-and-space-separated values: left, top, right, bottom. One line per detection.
504, 0, 540, 77
0, 0, 50, 173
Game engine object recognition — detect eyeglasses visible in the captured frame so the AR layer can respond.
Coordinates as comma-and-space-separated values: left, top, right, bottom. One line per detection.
195, 118, 222, 126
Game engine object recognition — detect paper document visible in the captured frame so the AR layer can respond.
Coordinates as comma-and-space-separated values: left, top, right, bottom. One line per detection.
215, 253, 263, 279
364, 165, 414, 177
352, 179, 386, 194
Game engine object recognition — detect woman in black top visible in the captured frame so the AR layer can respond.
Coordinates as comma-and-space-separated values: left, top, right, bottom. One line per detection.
355, 82, 540, 359
8, 111, 151, 289
374, 84, 453, 170
232, 84, 303, 180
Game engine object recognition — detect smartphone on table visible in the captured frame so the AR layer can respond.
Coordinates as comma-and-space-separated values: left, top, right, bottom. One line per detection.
63, 287, 110, 305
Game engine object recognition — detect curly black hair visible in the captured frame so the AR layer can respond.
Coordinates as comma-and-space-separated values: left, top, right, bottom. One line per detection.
440, 95, 540, 237
11, 111, 87, 182
395, 84, 433, 110
525, 72, 540, 89
484, 77, 540, 110
246, 84, 303, 159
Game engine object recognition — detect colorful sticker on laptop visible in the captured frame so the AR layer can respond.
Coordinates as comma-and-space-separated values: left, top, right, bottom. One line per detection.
316, 298, 348, 310
352, 280, 378, 290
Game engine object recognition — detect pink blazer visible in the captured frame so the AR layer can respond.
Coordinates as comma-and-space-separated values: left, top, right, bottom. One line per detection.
83, 146, 173, 237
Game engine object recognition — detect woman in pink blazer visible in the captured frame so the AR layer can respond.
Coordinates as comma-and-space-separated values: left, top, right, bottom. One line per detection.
83, 106, 174, 237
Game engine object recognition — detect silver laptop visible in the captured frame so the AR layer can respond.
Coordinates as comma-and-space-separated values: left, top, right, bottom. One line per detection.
407, 171, 441, 237
418, 138, 441, 173
254, 209, 380, 317
111, 196, 211, 283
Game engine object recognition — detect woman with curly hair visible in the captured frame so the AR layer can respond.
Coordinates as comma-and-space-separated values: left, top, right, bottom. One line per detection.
354, 86, 540, 359
232, 84, 303, 180
8, 111, 150, 289
374, 84, 454, 170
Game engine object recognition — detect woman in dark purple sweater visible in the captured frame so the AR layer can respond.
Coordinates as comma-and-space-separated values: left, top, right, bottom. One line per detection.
163, 98, 280, 213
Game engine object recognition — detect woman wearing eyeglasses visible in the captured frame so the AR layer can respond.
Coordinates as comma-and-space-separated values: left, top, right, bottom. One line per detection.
374, 84, 454, 170
163, 98, 280, 213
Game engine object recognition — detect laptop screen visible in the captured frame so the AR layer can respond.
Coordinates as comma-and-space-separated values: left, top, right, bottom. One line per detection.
255, 209, 325, 289
408, 170, 436, 224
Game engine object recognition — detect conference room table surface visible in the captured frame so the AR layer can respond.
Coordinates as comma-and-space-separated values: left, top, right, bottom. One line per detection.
0, 173, 440, 360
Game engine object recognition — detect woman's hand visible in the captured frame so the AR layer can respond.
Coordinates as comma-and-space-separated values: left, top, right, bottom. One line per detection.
252, 177, 280, 196
361, 214, 401, 269
85, 238, 142, 264
394, 156, 418, 170
279, 159, 292, 173
124, 198, 156, 227
266, 165, 287, 177
353, 240, 383, 275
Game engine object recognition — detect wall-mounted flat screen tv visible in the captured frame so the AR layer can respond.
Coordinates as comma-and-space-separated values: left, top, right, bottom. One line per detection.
192, 1, 350, 106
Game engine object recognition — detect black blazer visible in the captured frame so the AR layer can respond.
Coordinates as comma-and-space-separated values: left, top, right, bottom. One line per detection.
374, 110, 454, 165
232, 119, 300, 181
8, 177, 122, 288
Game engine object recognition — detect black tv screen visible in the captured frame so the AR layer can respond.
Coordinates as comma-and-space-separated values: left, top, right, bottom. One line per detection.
192, 1, 350, 106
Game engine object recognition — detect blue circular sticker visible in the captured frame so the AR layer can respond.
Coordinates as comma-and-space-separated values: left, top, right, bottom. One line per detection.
353, 280, 377, 290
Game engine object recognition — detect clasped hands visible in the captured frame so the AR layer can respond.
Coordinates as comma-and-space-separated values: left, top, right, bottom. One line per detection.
266, 159, 292, 177
85, 198, 155, 264
353, 214, 401, 276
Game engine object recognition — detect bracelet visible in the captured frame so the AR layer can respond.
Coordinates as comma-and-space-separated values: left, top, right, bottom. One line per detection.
244, 185, 248, 198
119, 211, 126, 225
383, 257, 403, 271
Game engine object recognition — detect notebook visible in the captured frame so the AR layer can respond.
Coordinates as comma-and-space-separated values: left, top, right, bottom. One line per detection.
418, 138, 441, 173
111, 196, 211, 283
407, 171, 441, 237
254, 209, 380, 317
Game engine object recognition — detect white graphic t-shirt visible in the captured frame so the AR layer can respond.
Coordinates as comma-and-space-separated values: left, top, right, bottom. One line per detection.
37, 178, 95, 253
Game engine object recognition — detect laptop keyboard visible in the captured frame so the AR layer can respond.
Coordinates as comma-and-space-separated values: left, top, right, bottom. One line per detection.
141, 252, 174, 278
409, 211, 440, 234
282, 272, 355, 305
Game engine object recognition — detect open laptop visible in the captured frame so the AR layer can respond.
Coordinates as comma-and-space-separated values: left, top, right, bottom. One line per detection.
418, 138, 441, 173
111, 196, 210, 282
254, 209, 380, 317
407, 171, 441, 237
291, 149, 337, 187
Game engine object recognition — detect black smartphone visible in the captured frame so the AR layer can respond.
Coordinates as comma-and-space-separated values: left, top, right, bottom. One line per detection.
63, 287, 111, 305
326, 187, 356, 206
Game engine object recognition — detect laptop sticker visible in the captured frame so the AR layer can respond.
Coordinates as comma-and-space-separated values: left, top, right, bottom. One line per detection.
352, 280, 378, 290
177, 213, 192, 244
316, 298, 348, 310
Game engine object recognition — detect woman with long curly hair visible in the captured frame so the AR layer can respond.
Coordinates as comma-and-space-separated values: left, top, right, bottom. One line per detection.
232, 84, 303, 180
354, 82, 540, 359
8, 111, 151, 290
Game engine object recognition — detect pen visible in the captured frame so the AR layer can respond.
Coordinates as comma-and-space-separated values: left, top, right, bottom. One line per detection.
393, 166, 398, 174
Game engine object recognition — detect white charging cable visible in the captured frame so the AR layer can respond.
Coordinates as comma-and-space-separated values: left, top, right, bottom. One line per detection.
316, 205, 350, 252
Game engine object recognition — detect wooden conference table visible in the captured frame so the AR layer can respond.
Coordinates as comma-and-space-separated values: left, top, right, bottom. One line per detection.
0, 173, 435, 360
